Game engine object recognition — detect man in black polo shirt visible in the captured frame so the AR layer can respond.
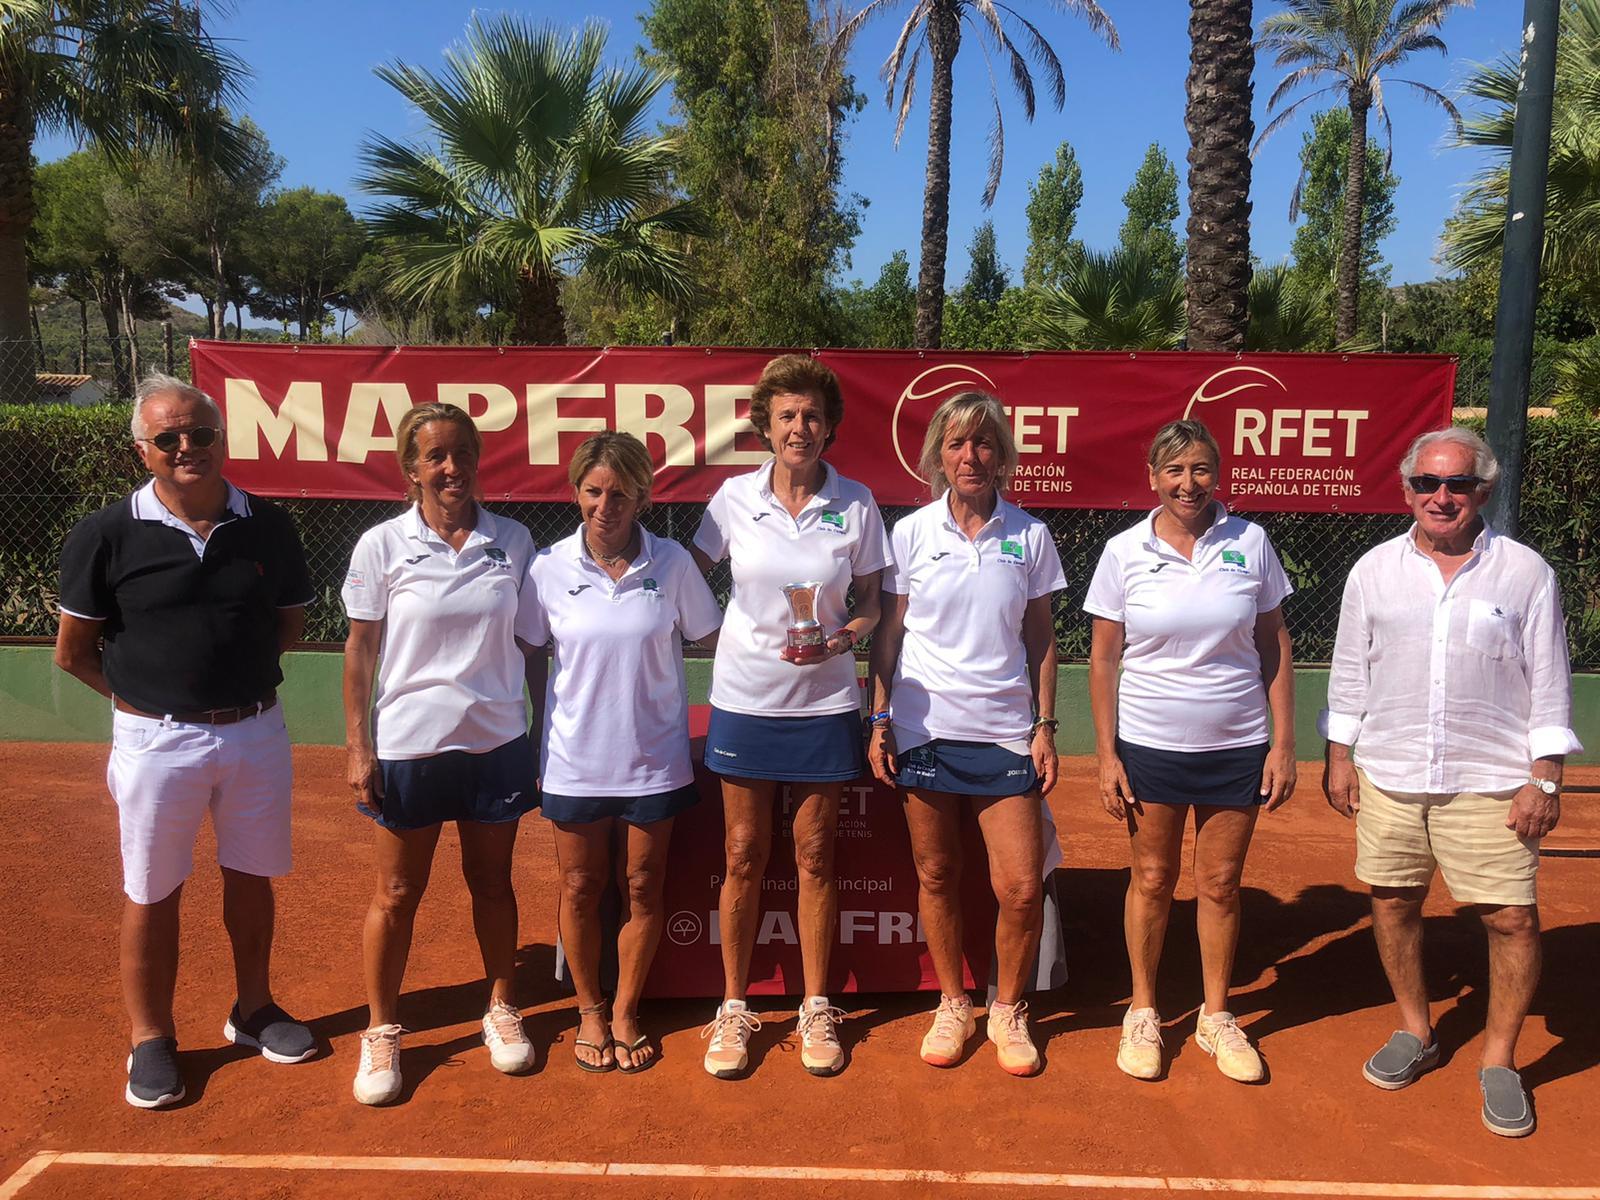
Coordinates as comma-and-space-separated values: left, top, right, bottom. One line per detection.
55, 373, 317, 1109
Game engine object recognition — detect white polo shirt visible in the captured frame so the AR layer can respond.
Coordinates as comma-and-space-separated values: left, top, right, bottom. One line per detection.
694, 460, 891, 717
884, 495, 1066, 749
1083, 503, 1293, 752
523, 527, 723, 796
342, 505, 538, 760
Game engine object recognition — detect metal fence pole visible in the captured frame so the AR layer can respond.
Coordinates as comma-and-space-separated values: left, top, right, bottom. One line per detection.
1485, 0, 1560, 537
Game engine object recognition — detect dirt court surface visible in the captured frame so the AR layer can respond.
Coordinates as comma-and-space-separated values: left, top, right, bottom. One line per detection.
1, 743, 1597, 1199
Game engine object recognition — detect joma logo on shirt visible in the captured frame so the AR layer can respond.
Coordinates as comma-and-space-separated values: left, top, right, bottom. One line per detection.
404, 554, 428, 565
567, 584, 592, 596
930, 552, 952, 562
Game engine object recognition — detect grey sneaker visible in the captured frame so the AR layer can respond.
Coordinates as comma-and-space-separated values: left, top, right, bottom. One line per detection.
1479, 1067, 1535, 1137
225, 1002, 316, 1064
125, 1037, 185, 1109
1362, 1031, 1440, 1090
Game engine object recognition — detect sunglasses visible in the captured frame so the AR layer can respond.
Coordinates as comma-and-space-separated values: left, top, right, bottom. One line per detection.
138, 426, 220, 453
1407, 473, 1483, 496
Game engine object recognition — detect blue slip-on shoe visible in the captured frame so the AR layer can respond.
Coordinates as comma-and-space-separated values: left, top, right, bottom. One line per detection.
1479, 1066, 1535, 1138
125, 1036, 185, 1109
1362, 1030, 1440, 1090
225, 1002, 316, 1064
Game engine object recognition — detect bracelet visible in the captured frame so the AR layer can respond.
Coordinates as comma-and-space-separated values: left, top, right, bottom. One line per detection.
835, 627, 857, 649
866, 710, 892, 728
1032, 717, 1060, 736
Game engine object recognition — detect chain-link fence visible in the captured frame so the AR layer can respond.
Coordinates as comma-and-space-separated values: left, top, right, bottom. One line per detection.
2, 339, 1595, 667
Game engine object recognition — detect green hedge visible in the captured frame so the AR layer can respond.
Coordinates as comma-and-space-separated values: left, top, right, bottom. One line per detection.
3, 402, 1597, 668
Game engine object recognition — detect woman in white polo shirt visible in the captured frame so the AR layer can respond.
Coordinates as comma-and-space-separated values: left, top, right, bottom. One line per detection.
342, 402, 544, 1106
1085, 418, 1296, 1086
867, 390, 1067, 1078
524, 432, 723, 1075
692, 354, 890, 1081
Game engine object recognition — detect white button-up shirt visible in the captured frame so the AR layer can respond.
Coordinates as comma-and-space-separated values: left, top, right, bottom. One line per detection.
1320, 523, 1582, 794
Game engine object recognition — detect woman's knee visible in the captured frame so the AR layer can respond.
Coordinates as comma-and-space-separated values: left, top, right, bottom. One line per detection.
723, 827, 770, 883
1194, 861, 1244, 907
914, 852, 962, 897
793, 832, 835, 883
560, 864, 608, 910
463, 860, 516, 903
624, 861, 666, 911
992, 870, 1042, 917
372, 871, 428, 917
1129, 858, 1178, 902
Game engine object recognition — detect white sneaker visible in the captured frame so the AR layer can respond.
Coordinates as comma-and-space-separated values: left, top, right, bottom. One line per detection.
353, 1024, 404, 1105
482, 999, 534, 1075
797, 996, 847, 1077
1195, 1007, 1264, 1083
1116, 1006, 1164, 1080
986, 999, 1041, 1077
920, 994, 976, 1067
700, 999, 761, 1079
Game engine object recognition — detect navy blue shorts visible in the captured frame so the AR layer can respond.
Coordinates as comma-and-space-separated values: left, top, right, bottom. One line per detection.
703, 707, 864, 782
371, 734, 540, 831
894, 738, 1039, 797
1116, 737, 1269, 808
541, 782, 700, 826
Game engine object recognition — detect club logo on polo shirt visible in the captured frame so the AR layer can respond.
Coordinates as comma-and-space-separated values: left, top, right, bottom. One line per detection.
1219, 549, 1249, 575
820, 510, 847, 533
999, 538, 1025, 565
484, 547, 510, 568
346, 568, 366, 589
567, 584, 592, 596
642, 578, 659, 593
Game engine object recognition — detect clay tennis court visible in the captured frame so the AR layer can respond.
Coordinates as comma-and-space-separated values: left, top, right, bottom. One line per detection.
2, 743, 1597, 1199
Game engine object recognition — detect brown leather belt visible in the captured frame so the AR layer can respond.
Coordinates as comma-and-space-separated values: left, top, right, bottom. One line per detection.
113, 690, 277, 726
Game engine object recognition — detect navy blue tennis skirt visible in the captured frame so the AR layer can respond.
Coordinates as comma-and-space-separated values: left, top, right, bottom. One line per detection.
1116, 737, 1269, 808
541, 782, 700, 826
894, 738, 1038, 797
703, 707, 864, 782
372, 734, 540, 830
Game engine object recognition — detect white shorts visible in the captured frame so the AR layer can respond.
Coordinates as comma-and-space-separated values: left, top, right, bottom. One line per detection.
107, 706, 294, 904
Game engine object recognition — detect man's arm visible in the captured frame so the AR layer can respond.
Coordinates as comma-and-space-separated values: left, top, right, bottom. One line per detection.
276, 605, 307, 653
54, 613, 112, 700
1321, 570, 1369, 818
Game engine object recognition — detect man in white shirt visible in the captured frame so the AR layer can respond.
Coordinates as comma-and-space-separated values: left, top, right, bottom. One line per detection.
1322, 427, 1582, 1138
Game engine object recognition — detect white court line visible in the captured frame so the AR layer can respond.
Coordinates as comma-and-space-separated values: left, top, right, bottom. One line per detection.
0, 1150, 1596, 1199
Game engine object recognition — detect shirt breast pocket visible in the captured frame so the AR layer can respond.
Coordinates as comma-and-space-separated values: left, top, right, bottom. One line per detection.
1465, 598, 1522, 661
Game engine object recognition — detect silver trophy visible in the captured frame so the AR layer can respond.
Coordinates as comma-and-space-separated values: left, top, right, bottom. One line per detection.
780, 581, 828, 662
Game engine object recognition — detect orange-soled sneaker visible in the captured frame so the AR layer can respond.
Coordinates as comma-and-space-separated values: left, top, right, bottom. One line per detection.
920, 994, 976, 1068
986, 1000, 1041, 1077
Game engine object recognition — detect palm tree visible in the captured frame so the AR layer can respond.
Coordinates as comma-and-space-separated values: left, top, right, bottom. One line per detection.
1255, 0, 1468, 342
1030, 244, 1185, 350
1443, 0, 1600, 324
1245, 262, 1331, 349
1184, 0, 1255, 351
840, 0, 1118, 348
0, 0, 247, 401
357, 17, 699, 346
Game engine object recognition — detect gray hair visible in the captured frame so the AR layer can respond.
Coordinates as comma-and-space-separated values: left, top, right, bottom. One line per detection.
917, 390, 1018, 497
130, 373, 223, 439
1399, 427, 1500, 487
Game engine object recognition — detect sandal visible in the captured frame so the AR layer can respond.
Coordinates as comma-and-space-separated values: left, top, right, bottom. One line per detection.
614, 1033, 658, 1075
574, 1002, 614, 1074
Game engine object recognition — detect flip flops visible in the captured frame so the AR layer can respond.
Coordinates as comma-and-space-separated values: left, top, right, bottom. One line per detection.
573, 1037, 615, 1073
614, 1034, 658, 1075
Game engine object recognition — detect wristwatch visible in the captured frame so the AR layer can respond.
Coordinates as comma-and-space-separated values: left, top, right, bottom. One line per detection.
1528, 777, 1560, 796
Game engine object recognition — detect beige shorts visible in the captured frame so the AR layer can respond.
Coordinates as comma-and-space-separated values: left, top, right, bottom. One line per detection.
1353, 770, 1538, 907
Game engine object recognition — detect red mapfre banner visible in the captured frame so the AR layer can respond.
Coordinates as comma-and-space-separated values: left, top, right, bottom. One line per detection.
191, 342, 1455, 512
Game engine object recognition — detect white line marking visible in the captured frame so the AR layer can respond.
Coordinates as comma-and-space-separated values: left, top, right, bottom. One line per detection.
0, 1154, 58, 1200
0, 1151, 1590, 1198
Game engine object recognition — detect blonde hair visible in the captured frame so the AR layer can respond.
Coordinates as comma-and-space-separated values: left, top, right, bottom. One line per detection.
917, 391, 1018, 497
568, 430, 654, 510
395, 403, 481, 502
1146, 419, 1220, 471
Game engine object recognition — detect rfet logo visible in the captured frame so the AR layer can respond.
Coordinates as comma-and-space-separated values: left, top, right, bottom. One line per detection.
1184, 365, 1369, 459
890, 363, 998, 486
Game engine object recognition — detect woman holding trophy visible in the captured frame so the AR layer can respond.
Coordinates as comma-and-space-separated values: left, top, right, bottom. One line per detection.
866, 391, 1067, 1077
691, 354, 891, 1080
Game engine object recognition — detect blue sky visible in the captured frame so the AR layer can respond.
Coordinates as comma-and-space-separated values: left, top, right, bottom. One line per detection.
39, 0, 1522, 294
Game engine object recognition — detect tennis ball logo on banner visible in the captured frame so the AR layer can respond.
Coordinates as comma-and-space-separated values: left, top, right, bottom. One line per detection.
891, 363, 1079, 497
1184, 365, 1372, 503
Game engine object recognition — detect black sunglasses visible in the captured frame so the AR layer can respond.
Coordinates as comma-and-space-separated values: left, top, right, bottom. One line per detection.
138, 426, 220, 453
1407, 473, 1483, 496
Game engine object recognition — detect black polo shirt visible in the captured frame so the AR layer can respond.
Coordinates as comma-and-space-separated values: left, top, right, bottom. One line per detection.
58, 480, 314, 714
